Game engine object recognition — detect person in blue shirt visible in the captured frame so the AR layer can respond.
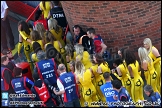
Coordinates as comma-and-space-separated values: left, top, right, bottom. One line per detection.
11, 67, 34, 107
111, 80, 134, 107
100, 72, 118, 107
144, 84, 161, 107
53, 63, 81, 107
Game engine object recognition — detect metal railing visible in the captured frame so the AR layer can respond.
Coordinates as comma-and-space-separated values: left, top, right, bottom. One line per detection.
26, 5, 39, 23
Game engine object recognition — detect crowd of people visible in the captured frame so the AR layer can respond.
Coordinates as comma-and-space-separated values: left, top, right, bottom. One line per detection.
1, 1, 161, 107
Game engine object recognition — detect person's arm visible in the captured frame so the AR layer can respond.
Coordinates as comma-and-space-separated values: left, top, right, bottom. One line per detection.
128, 66, 134, 79
112, 68, 122, 80
53, 79, 65, 95
152, 47, 161, 65
100, 43, 107, 55
3, 70, 13, 85
97, 66, 103, 74
2, 1, 8, 21
141, 61, 148, 71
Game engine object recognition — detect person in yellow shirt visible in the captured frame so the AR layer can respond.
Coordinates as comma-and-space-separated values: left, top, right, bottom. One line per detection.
48, 18, 65, 47
143, 38, 161, 93
65, 44, 76, 72
44, 31, 66, 65
18, 20, 33, 62
94, 53, 110, 74
90, 54, 106, 103
111, 58, 132, 98
75, 61, 98, 107
39, 1, 52, 19
32, 42, 43, 63
138, 47, 159, 93
124, 49, 144, 103
35, 23, 47, 46
75, 44, 92, 70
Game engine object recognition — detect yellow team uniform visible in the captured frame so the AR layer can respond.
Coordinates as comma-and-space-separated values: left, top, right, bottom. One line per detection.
149, 46, 161, 93
67, 52, 77, 72
76, 51, 92, 70
129, 60, 144, 102
145, 58, 159, 93
31, 40, 44, 63
78, 69, 98, 107
99, 62, 110, 74
91, 64, 106, 102
39, 1, 51, 19
50, 28, 65, 47
113, 63, 132, 98
18, 31, 33, 62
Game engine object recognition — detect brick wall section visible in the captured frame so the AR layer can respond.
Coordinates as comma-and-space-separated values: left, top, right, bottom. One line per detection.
61, 1, 161, 57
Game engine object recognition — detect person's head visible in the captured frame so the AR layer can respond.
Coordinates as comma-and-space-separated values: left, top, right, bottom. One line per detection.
48, 18, 59, 31
32, 42, 42, 54
35, 10, 42, 21
111, 80, 122, 91
32, 72, 40, 81
65, 44, 75, 58
103, 72, 111, 81
94, 53, 105, 65
1, 49, 13, 59
36, 50, 46, 61
53, 1, 59, 6
13, 67, 22, 77
87, 27, 96, 38
1, 55, 9, 65
113, 58, 123, 67
18, 20, 30, 35
138, 47, 151, 63
69, 60, 75, 72
44, 31, 56, 44
30, 30, 42, 41
143, 38, 152, 53
124, 49, 136, 66
75, 61, 85, 76
118, 48, 126, 60
35, 23, 46, 33
74, 44, 84, 56
58, 64, 66, 75
144, 85, 154, 96
73, 25, 82, 36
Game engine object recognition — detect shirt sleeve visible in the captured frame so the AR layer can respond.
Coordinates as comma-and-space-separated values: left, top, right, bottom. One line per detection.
57, 79, 64, 91
3, 69, 13, 84
94, 40, 102, 47
2, 1, 8, 10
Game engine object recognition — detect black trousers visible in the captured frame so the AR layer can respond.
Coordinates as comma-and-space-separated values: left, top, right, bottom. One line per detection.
1, 16, 15, 50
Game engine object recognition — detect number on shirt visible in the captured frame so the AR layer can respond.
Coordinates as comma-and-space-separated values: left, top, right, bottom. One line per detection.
46, 73, 53, 78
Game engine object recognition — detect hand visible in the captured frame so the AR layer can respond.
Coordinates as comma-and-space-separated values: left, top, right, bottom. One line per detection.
113, 95, 118, 100
2, 17, 6, 21
111, 69, 116, 74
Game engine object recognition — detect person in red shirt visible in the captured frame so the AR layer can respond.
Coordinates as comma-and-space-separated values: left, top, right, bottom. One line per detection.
86, 27, 107, 55
33, 10, 48, 30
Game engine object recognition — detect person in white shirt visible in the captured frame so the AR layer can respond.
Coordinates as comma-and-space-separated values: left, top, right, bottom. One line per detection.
1, 1, 15, 51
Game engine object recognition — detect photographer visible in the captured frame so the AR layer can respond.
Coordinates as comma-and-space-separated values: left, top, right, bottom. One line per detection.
31, 72, 59, 107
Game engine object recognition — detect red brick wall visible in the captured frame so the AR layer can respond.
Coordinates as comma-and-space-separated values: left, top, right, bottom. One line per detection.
61, 1, 161, 56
